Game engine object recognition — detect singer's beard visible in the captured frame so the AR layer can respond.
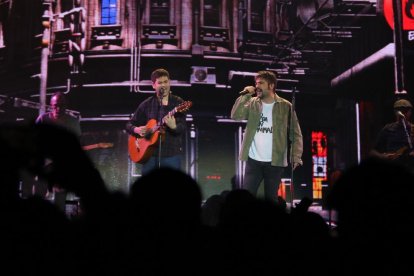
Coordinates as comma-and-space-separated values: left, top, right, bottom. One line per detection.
256, 90, 263, 98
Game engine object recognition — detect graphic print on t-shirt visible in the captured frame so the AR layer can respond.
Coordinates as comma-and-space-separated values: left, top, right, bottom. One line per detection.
249, 102, 275, 161
257, 113, 273, 134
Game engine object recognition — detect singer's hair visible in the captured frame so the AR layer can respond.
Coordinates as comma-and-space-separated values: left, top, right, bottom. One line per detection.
255, 70, 277, 89
151, 68, 170, 83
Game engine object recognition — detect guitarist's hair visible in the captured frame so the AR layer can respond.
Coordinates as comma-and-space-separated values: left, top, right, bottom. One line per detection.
151, 68, 170, 83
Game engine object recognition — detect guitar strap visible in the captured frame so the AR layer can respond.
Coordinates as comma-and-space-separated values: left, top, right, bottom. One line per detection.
402, 121, 414, 149
409, 123, 414, 148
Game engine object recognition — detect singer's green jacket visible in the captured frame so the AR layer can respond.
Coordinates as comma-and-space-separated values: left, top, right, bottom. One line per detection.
231, 93, 303, 167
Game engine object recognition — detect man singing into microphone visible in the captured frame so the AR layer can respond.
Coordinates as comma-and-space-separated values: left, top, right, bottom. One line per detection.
126, 68, 188, 175
231, 70, 303, 203
371, 98, 414, 171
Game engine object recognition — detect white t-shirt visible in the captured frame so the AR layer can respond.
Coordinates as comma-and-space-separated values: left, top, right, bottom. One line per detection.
249, 102, 274, 161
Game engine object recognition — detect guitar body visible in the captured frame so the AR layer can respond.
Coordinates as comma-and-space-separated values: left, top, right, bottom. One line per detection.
128, 119, 162, 163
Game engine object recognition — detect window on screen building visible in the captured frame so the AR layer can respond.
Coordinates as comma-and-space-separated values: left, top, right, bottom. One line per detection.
203, 0, 220, 27
61, 0, 74, 28
249, 0, 266, 31
101, 0, 118, 25
150, 0, 170, 24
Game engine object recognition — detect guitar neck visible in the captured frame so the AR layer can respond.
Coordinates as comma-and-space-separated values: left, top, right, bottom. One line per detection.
168, 108, 178, 117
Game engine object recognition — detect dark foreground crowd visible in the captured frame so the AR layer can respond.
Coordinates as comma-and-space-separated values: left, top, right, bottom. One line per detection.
1, 123, 413, 276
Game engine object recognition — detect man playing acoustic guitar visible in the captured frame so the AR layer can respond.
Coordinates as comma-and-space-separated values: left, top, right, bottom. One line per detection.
126, 68, 190, 176
371, 99, 414, 172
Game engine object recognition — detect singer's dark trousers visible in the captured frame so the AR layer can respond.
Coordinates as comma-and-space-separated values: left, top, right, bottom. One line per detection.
243, 157, 284, 202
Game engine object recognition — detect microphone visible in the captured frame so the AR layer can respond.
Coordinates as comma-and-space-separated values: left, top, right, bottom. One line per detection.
157, 87, 165, 98
239, 88, 255, 95
397, 111, 405, 119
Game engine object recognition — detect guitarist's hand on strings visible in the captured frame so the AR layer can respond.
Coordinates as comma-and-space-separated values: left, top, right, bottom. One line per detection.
163, 114, 177, 130
134, 126, 147, 137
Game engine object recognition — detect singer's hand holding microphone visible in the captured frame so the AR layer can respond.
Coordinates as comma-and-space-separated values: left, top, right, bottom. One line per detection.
239, 86, 256, 95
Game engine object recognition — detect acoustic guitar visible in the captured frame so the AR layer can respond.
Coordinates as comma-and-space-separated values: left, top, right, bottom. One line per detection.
128, 101, 192, 163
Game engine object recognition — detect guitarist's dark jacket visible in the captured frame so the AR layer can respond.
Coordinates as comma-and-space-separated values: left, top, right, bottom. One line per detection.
126, 94, 186, 157
373, 121, 414, 155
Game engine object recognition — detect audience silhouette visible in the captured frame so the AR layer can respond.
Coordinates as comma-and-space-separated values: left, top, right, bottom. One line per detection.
327, 157, 414, 275
2, 122, 413, 275
128, 167, 207, 275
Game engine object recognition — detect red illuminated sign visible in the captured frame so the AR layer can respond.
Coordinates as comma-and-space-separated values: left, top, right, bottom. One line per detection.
383, 0, 414, 30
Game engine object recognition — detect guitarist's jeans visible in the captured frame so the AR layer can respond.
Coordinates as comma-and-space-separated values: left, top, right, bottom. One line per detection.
142, 155, 182, 176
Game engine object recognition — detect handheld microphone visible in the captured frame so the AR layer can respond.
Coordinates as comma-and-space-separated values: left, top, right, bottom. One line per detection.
397, 111, 405, 119
157, 87, 165, 97
239, 88, 255, 95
